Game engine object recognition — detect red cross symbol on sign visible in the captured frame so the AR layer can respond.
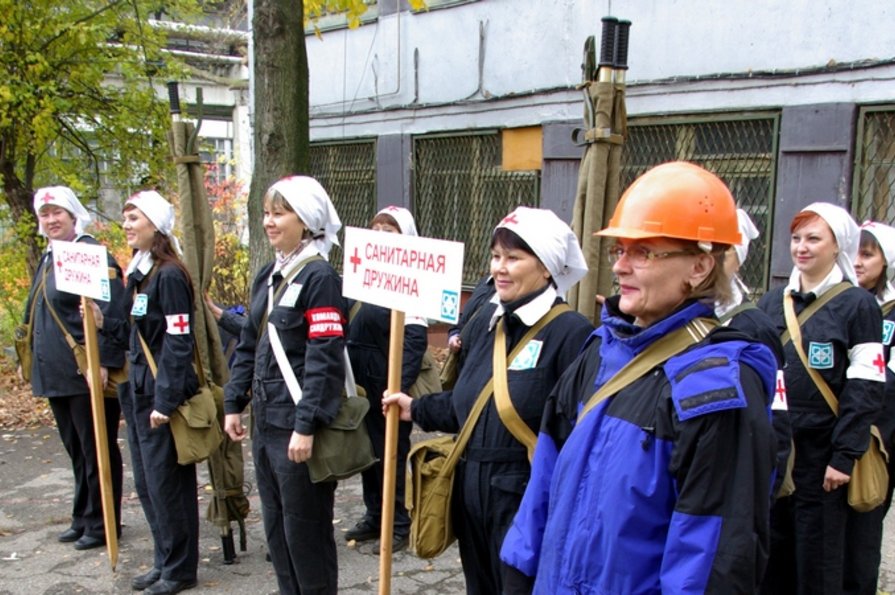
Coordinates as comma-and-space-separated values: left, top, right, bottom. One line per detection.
775, 378, 786, 400
349, 247, 362, 273
386, 206, 401, 212
873, 351, 886, 375
501, 213, 519, 225
41, 192, 55, 204
172, 315, 189, 334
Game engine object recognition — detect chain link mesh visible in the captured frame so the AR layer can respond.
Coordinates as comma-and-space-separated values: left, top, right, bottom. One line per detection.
854, 106, 895, 226
413, 132, 540, 285
621, 113, 779, 294
309, 139, 378, 272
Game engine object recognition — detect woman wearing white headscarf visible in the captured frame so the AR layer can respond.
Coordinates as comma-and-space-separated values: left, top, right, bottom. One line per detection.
110, 190, 201, 594
843, 220, 895, 595
383, 206, 593, 594
22, 186, 126, 551
224, 176, 346, 594
343, 206, 428, 550
758, 203, 885, 595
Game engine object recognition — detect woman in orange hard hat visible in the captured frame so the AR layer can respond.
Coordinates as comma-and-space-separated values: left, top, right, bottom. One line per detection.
500, 162, 778, 594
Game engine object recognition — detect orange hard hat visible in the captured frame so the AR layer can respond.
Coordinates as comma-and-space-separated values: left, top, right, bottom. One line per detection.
596, 161, 741, 246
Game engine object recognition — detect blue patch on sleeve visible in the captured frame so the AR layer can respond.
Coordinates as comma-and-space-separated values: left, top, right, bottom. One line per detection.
664, 343, 751, 421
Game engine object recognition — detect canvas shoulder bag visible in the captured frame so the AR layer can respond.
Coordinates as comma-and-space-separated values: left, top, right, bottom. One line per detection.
783, 290, 888, 512
138, 330, 223, 465
15, 263, 46, 382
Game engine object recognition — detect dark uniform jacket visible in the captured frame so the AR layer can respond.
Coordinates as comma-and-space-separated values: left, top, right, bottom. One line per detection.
758, 279, 884, 474
123, 262, 198, 417
25, 235, 127, 397
346, 300, 427, 397
224, 258, 347, 436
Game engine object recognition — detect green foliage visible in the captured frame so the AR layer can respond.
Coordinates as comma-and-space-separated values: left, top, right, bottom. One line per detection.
0, 214, 39, 345
206, 163, 250, 307
0, 0, 202, 263
305, 0, 427, 30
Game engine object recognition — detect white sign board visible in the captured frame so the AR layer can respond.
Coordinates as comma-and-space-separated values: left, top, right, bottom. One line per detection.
342, 227, 464, 324
51, 240, 111, 302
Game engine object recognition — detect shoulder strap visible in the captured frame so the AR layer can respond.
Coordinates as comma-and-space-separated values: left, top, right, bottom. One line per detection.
137, 329, 209, 387
260, 255, 324, 332
41, 265, 80, 352
493, 304, 571, 461
718, 301, 757, 325
439, 303, 570, 474
780, 282, 851, 346
579, 317, 719, 422
783, 291, 839, 415
24, 259, 49, 328
882, 300, 895, 317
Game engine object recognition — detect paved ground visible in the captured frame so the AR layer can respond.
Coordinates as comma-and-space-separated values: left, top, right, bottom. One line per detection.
3, 426, 895, 594
0, 427, 464, 594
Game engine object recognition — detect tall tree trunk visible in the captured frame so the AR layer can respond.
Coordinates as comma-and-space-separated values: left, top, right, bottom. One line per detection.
248, 0, 310, 278
0, 143, 41, 275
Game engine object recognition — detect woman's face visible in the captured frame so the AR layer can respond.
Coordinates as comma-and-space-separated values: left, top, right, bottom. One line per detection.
264, 201, 306, 253
123, 208, 157, 251
38, 206, 76, 241
790, 219, 838, 281
611, 238, 711, 327
490, 243, 550, 303
855, 240, 886, 291
372, 222, 401, 234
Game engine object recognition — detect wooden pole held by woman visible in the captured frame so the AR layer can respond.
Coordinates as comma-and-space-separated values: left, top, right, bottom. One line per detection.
81, 296, 118, 570
379, 310, 405, 594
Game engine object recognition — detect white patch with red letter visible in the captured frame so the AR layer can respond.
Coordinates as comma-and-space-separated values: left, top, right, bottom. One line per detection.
306, 307, 344, 339
165, 313, 191, 335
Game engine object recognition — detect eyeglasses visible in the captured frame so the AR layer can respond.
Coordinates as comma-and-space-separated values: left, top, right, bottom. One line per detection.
607, 245, 699, 268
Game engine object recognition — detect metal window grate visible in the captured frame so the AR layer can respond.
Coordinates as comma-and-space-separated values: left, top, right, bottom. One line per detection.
621, 113, 780, 294
309, 139, 378, 272
853, 106, 895, 226
413, 131, 540, 285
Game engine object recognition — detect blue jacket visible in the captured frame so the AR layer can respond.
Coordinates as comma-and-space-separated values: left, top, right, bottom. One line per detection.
501, 299, 777, 594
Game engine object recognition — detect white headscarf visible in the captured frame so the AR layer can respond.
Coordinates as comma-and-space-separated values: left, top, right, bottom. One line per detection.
734, 209, 760, 266
861, 221, 895, 301
494, 206, 588, 295
33, 186, 91, 237
861, 221, 895, 268
269, 176, 342, 257
376, 205, 418, 237
124, 191, 181, 275
800, 202, 860, 284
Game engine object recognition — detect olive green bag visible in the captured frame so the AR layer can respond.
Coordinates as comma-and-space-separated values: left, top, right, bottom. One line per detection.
138, 331, 224, 466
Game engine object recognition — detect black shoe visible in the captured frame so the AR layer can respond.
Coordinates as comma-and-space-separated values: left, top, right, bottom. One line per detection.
132, 568, 162, 591
73, 534, 105, 550
144, 579, 197, 595
58, 527, 83, 543
392, 533, 409, 552
345, 518, 380, 542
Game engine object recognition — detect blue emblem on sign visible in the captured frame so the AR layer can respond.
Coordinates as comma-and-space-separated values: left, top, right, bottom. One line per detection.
883, 320, 895, 346
441, 290, 459, 323
808, 341, 834, 369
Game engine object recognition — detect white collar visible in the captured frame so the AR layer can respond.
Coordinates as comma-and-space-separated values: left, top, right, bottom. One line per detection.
126, 250, 154, 277
268, 242, 324, 286
878, 282, 895, 305
488, 285, 558, 330
785, 265, 845, 297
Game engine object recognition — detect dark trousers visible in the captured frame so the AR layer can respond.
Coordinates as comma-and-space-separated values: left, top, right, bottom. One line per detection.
359, 404, 411, 535
454, 455, 529, 595
842, 455, 895, 594
48, 393, 123, 538
763, 426, 848, 595
253, 426, 338, 595
121, 384, 198, 582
